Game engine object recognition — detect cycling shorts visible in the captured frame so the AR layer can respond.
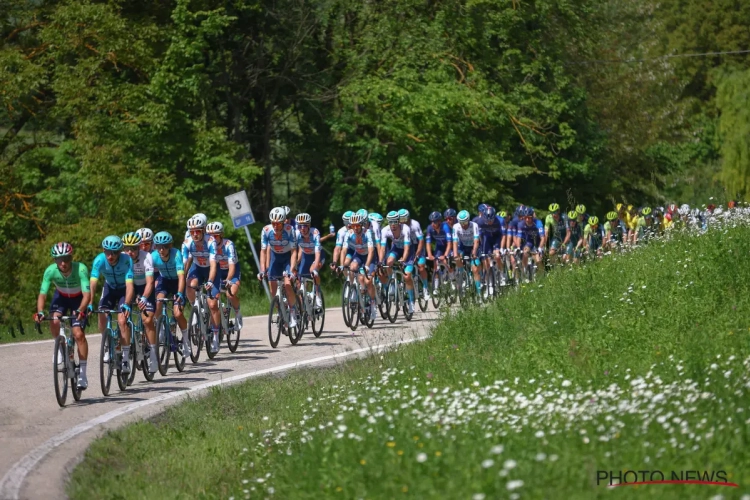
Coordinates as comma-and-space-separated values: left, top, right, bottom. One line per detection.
50, 291, 87, 329
187, 264, 210, 286
155, 276, 180, 297
268, 252, 292, 279
456, 243, 480, 267
386, 246, 414, 274
98, 283, 127, 311
134, 284, 156, 313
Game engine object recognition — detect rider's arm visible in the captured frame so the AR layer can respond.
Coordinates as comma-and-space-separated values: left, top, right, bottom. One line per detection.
77, 263, 91, 312
365, 232, 374, 268
37, 264, 55, 314
340, 236, 349, 267
290, 233, 298, 273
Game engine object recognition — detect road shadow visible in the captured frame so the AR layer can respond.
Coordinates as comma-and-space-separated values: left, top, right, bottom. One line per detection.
223, 354, 268, 361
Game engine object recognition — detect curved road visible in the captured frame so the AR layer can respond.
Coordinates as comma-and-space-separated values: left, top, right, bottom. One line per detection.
0, 308, 439, 500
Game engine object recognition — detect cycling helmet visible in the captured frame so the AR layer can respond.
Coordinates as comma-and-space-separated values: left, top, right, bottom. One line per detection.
499, 210, 507, 218
641, 207, 652, 216
136, 228, 153, 242
520, 207, 532, 217
575, 204, 586, 214
102, 235, 123, 251
485, 206, 497, 218
386, 210, 400, 223
616, 203, 624, 212
295, 213, 311, 224
477, 203, 487, 215
368, 213, 383, 223
429, 211, 443, 222
270, 207, 286, 223
548, 203, 560, 213
627, 204, 634, 212
206, 221, 224, 234
606, 211, 617, 221
51, 242, 73, 258
457, 210, 470, 223
444, 208, 457, 219
588, 216, 599, 225
350, 213, 364, 225
356, 208, 369, 220
153, 231, 173, 245
282, 206, 291, 217
342, 210, 354, 224
691, 208, 701, 217
667, 203, 676, 214
398, 208, 409, 222
122, 232, 142, 246
567, 210, 578, 220
187, 215, 206, 230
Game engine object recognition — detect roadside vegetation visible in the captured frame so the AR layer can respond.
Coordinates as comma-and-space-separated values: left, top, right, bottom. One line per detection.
69, 223, 750, 499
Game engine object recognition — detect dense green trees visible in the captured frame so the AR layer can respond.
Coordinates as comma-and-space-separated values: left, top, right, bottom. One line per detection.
1, 0, 749, 319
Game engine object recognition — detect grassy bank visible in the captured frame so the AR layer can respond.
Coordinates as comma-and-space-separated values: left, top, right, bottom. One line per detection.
69, 225, 750, 499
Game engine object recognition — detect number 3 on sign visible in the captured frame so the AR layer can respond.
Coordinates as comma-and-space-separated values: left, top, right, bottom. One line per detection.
234, 200, 242, 210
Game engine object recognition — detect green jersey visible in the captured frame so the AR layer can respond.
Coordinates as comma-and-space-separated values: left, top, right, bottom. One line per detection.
40, 262, 90, 297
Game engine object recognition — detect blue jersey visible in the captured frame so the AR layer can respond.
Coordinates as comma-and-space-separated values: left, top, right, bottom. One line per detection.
507, 216, 522, 240
475, 215, 504, 238
517, 218, 545, 245
296, 227, 322, 256
343, 229, 374, 256
151, 248, 185, 280
90, 253, 134, 289
182, 235, 212, 268
425, 222, 452, 251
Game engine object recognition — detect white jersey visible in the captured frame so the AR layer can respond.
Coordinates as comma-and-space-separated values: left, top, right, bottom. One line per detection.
369, 220, 382, 245
132, 250, 154, 286
335, 226, 350, 247
452, 221, 480, 247
380, 224, 411, 249
408, 220, 424, 245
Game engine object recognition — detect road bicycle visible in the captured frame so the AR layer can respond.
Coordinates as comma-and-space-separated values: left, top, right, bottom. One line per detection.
478, 253, 503, 301
265, 274, 302, 347
91, 308, 130, 396
337, 266, 357, 328
344, 266, 376, 331
453, 255, 481, 306
126, 304, 154, 384
187, 285, 210, 362
36, 316, 83, 407
216, 283, 241, 353
382, 262, 414, 323
298, 273, 325, 337
428, 256, 456, 309
154, 297, 187, 375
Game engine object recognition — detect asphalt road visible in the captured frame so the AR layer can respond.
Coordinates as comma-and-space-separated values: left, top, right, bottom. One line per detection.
0, 307, 440, 500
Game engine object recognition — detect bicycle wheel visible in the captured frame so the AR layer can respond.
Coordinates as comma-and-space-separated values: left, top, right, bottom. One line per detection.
53, 335, 68, 407
377, 280, 388, 319
188, 306, 202, 363
289, 293, 304, 345
141, 334, 155, 382
100, 330, 114, 396
431, 268, 442, 309
116, 333, 130, 392
385, 276, 398, 323
455, 268, 467, 305
402, 282, 414, 321
127, 329, 137, 386
226, 306, 241, 353
341, 281, 351, 328
156, 316, 170, 376
70, 342, 82, 402
348, 284, 359, 331
268, 296, 282, 348
417, 277, 428, 312
363, 293, 375, 328
312, 286, 325, 337
174, 321, 187, 371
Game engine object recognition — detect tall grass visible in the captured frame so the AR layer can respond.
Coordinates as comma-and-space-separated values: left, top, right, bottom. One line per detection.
69, 223, 750, 499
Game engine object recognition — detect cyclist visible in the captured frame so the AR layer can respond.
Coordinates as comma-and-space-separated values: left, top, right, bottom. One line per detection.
183, 213, 207, 243
331, 211, 353, 274
425, 210, 452, 265
258, 207, 299, 328
341, 212, 378, 319
584, 216, 604, 258
35, 243, 91, 390
576, 204, 589, 226
563, 211, 584, 264
505, 205, 526, 273
137, 228, 154, 253
184, 215, 213, 319
544, 203, 568, 267
204, 221, 242, 353
296, 213, 324, 310
89, 236, 135, 374
634, 207, 654, 244
452, 210, 482, 294
443, 208, 457, 230
122, 232, 158, 374
516, 207, 546, 280
399, 209, 429, 301
150, 231, 190, 358
604, 210, 626, 251
475, 206, 504, 290
379, 210, 416, 313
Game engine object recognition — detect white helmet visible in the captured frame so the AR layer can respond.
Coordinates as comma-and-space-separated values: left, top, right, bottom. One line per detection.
349, 213, 364, 225
136, 228, 154, 242
282, 206, 291, 217
269, 207, 286, 223
206, 221, 224, 235
295, 213, 311, 224
187, 215, 207, 229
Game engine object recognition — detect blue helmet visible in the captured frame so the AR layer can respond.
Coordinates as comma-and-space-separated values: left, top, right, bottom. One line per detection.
356, 208, 369, 219
457, 210, 470, 223
386, 211, 400, 223
514, 204, 526, 216
102, 235, 123, 251
398, 208, 409, 222
342, 211, 354, 224
477, 203, 487, 215
429, 211, 443, 222
153, 231, 173, 245
444, 208, 457, 218
485, 206, 497, 219
368, 213, 383, 223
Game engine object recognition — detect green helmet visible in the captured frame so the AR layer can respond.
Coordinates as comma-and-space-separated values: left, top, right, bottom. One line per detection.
548, 203, 560, 213
567, 210, 578, 220
576, 204, 586, 214
606, 211, 618, 221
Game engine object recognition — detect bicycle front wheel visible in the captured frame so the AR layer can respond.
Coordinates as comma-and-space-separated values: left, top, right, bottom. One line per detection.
348, 285, 359, 332
53, 335, 68, 407
141, 334, 155, 382
417, 277, 428, 312
431, 269, 442, 309
385, 277, 398, 323
341, 282, 351, 328
127, 333, 137, 386
188, 306, 202, 364
268, 297, 282, 348
100, 330, 114, 396
226, 307, 241, 352
156, 316, 170, 376
116, 335, 130, 392
70, 342, 82, 402
174, 321, 187, 371
312, 287, 325, 337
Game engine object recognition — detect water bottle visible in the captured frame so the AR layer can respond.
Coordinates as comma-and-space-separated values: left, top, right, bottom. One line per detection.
329, 223, 335, 234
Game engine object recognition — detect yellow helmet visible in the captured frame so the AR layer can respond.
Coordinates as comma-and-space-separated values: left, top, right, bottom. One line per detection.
589, 216, 599, 225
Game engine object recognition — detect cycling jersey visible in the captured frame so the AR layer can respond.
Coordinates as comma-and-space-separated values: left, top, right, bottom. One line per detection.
151, 248, 185, 280
380, 225, 411, 250
584, 223, 604, 248
296, 227, 322, 256
545, 213, 568, 241
452, 221, 480, 248
517, 218, 545, 247
335, 226, 350, 248
90, 253, 134, 289
261, 224, 297, 254
131, 250, 154, 286
369, 220, 382, 246
567, 223, 583, 245
209, 238, 238, 272
506, 216, 522, 241
183, 235, 212, 268
343, 229, 375, 256
40, 262, 90, 297
407, 220, 424, 246
426, 222, 452, 252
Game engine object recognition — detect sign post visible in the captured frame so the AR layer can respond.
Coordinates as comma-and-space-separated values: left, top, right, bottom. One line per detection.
225, 191, 270, 301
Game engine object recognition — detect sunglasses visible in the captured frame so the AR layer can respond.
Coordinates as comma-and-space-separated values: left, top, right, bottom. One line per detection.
55, 256, 72, 264
190, 229, 204, 236
104, 250, 121, 257
124, 246, 139, 253
155, 244, 171, 250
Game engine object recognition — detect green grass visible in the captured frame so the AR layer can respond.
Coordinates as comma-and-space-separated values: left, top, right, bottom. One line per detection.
69, 225, 750, 499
